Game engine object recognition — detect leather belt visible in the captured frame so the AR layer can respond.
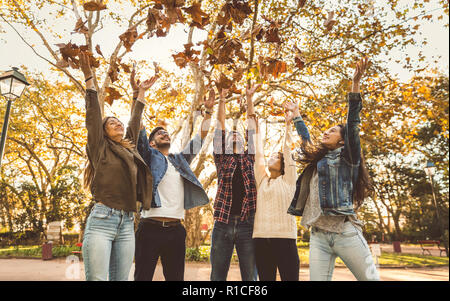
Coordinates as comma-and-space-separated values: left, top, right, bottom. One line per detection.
142, 218, 181, 228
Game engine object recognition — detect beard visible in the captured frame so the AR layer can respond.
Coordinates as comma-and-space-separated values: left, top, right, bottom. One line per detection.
155, 141, 171, 149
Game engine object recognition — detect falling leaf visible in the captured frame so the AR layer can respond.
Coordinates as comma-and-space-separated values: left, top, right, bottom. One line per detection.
153, 62, 160, 75
258, 56, 287, 79
146, 8, 160, 32
267, 58, 287, 78
104, 87, 122, 106
263, 17, 282, 44
83, 1, 107, 12
217, 4, 231, 25
294, 45, 306, 70
324, 11, 337, 31
172, 43, 200, 68
298, 0, 307, 8
232, 68, 244, 82
119, 26, 139, 52
169, 89, 178, 97
120, 63, 131, 73
57, 42, 80, 61
183, 2, 208, 24
95, 44, 104, 57
108, 62, 120, 83
215, 73, 233, 90
73, 18, 89, 34
268, 97, 284, 116
229, 0, 252, 25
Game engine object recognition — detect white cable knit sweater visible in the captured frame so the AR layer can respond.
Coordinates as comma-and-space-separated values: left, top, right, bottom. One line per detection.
252, 124, 297, 239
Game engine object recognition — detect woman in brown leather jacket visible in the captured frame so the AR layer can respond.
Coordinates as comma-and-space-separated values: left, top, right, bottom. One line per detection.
79, 52, 157, 281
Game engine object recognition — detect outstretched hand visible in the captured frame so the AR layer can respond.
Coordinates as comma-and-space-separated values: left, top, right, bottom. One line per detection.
285, 110, 295, 124
353, 56, 369, 84
204, 88, 215, 111
283, 101, 300, 123
138, 76, 159, 92
219, 88, 229, 101
79, 52, 92, 78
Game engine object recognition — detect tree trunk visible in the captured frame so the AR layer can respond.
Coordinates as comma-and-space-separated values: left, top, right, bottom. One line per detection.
184, 207, 203, 248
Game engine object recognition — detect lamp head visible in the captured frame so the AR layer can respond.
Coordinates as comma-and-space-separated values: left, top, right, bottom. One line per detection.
0, 67, 30, 100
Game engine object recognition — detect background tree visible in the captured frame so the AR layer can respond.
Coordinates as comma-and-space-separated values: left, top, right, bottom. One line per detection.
1, 0, 448, 248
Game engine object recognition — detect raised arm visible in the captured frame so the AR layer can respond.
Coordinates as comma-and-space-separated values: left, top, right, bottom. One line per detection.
217, 88, 227, 132
344, 57, 368, 165
200, 88, 215, 140
284, 101, 311, 145
282, 110, 297, 185
246, 83, 261, 131
245, 84, 261, 155
127, 76, 159, 146
253, 117, 266, 187
79, 52, 104, 164
130, 64, 141, 115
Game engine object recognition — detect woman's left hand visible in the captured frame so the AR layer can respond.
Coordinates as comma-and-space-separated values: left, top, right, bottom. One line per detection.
353, 56, 369, 84
138, 76, 159, 92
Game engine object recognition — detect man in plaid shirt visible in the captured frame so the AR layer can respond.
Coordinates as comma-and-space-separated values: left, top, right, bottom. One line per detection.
210, 84, 260, 281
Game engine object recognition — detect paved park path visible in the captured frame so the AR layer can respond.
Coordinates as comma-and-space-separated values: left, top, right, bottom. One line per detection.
0, 259, 448, 281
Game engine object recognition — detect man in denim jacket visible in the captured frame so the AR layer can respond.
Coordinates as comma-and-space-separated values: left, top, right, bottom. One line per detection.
134, 89, 215, 281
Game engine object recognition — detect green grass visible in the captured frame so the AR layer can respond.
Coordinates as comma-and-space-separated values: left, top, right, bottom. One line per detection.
0, 245, 81, 258
1, 244, 448, 267
375, 252, 449, 267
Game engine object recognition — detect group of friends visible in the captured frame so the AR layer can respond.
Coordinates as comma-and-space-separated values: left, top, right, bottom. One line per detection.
78, 51, 379, 281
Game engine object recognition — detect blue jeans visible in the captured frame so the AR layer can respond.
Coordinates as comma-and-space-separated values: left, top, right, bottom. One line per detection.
309, 222, 380, 281
82, 203, 135, 281
210, 216, 257, 281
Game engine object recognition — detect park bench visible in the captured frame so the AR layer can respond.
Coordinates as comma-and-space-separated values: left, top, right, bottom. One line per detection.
417, 240, 446, 257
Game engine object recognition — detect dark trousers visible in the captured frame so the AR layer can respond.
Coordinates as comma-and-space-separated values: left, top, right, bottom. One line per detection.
210, 216, 257, 281
253, 238, 300, 281
134, 219, 186, 281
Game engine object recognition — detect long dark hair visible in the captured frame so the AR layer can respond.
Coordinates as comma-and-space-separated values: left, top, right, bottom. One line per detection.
83, 116, 134, 190
298, 124, 372, 210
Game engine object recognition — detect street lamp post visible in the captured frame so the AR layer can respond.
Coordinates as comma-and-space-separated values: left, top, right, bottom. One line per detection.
0, 67, 30, 166
424, 160, 449, 257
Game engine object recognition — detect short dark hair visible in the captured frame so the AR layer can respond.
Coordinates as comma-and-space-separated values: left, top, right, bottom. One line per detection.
148, 126, 166, 142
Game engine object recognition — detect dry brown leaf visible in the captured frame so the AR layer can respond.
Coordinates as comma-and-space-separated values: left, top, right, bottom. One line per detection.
324, 11, 337, 31
104, 87, 122, 106
108, 62, 120, 83
120, 63, 131, 73
183, 2, 209, 25
153, 62, 160, 75
294, 45, 306, 70
119, 27, 139, 52
215, 73, 233, 90
95, 44, 104, 57
83, 1, 107, 12
169, 89, 178, 97
74, 18, 89, 34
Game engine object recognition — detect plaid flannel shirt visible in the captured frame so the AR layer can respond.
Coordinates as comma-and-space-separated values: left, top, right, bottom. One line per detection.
213, 129, 257, 224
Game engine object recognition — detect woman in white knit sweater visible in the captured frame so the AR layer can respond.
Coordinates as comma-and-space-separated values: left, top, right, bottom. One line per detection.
251, 109, 299, 281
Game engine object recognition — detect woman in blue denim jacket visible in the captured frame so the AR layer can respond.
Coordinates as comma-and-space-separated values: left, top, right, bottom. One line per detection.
286, 57, 379, 281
